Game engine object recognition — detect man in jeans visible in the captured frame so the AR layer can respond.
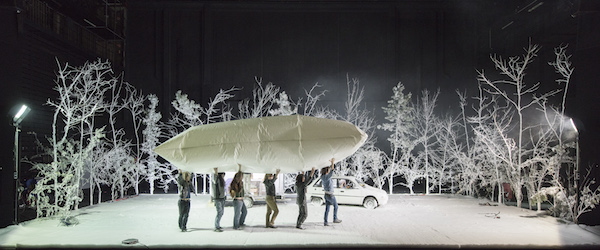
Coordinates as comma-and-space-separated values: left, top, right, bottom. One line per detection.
212, 168, 226, 232
176, 170, 195, 232
320, 158, 342, 226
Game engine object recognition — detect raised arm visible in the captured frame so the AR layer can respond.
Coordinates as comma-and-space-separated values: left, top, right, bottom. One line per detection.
329, 158, 335, 170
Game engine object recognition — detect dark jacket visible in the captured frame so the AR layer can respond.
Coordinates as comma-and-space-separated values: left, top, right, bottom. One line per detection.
296, 170, 315, 205
212, 174, 226, 199
230, 173, 245, 198
263, 175, 278, 197
177, 173, 195, 199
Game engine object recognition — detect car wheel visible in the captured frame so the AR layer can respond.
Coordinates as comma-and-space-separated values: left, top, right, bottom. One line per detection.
243, 197, 253, 208
363, 197, 377, 209
311, 197, 323, 206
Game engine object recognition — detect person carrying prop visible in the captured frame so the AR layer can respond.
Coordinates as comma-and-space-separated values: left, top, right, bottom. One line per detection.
212, 168, 226, 232
295, 167, 316, 229
230, 164, 247, 230
263, 169, 281, 228
321, 158, 341, 226
176, 170, 196, 232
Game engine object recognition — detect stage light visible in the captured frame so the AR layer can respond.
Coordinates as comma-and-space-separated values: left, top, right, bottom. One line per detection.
568, 118, 578, 134
13, 105, 31, 125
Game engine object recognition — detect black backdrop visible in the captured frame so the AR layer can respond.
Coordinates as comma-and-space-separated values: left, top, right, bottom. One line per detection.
125, 0, 487, 149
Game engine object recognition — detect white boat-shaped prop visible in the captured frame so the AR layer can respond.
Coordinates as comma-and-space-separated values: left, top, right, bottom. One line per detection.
154, 115, 367, 174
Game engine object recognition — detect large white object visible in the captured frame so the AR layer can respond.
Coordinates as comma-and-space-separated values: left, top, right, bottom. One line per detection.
154, 115, 367, 174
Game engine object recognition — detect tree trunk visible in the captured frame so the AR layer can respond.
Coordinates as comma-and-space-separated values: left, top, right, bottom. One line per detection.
134, 175, 140, 195
515, 186, 523, 208
425, 148, 430, 195
439, 171, 443, 194
389, 170, 394, 194
498, 182, 503, 204
97, 183, 102, 204
149, 176, 155, 195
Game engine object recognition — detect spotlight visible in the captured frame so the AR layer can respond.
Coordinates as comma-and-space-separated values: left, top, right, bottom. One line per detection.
568, 117, 578, 134
13, 105, 31, 126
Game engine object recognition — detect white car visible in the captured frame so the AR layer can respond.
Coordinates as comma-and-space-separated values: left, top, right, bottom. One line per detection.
306, 176, 388, 209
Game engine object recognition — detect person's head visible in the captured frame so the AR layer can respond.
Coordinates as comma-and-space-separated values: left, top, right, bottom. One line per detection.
321, 167, 328, 175
234, 171, 243, 182
181, 171, 192, 181
296, 173, 305, 183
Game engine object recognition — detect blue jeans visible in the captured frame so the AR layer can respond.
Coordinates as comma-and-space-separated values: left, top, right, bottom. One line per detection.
324, 193, 338, 223
214, 198, 225, 229
233, 199, 247, 229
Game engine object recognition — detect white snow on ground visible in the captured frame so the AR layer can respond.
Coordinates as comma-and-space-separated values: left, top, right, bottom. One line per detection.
1, 194, 599, 248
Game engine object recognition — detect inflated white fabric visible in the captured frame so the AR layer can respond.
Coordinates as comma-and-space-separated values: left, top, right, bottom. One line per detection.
154, 115, 367, 174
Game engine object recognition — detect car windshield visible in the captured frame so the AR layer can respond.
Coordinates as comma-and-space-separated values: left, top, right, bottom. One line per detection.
356, 179, 371, 188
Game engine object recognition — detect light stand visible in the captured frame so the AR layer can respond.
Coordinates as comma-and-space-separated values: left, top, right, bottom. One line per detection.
12, 104, 30, 225
568, 118, 580, 224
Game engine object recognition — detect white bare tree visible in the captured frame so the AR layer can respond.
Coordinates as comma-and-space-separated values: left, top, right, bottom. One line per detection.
363, 145, 389, 189
412, 89, 441, 195
123, 83, 147, 195
378, 82, 414, 194
299, 83, 327, 117
466, 83, 511, 203
398, 153, 426, 195
141, 94, 163, 195
103, 79, 137, 200
335, 76, 382, 184
103, 141, 134, 201
523, 119, 561, 211
29, 59, 114, 219
268, 91, 298, 116
238, 77, 280, 119
431, 114, 463, 194
476, 42, 560, 208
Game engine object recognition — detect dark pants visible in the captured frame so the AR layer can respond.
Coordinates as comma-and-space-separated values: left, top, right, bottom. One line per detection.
297, 202, 308, 227
233, 199, 247, 229
214, 198, 225, 229
324, 193, 338, 223
178, 199, 190, 230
